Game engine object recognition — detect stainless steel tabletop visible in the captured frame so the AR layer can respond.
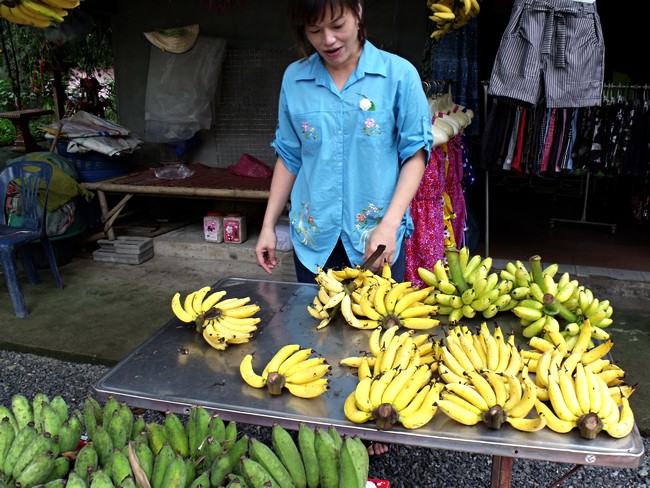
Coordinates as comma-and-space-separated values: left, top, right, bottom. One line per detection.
93, 278, 644, 469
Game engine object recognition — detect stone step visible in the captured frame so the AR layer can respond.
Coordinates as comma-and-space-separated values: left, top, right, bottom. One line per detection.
153, 222, 296, 281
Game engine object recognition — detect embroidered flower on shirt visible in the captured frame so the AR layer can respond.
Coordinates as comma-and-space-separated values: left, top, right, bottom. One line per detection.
354, 202, 383, 247
291, 203, 318, 248
301, 121, 318, 140
362, 117, 381, 137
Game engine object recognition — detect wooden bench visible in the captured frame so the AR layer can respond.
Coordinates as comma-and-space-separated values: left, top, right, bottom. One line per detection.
81, 162, 271, 240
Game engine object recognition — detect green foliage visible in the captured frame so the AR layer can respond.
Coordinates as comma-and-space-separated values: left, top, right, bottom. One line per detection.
0, 14, 116, 145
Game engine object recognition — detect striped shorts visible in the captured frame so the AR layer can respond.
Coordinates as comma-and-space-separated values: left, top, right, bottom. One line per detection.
488, 0, 604, 108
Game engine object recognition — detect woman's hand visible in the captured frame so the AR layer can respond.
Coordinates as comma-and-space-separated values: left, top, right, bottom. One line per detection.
255, 226, 280, 274
364, 223, 398, 274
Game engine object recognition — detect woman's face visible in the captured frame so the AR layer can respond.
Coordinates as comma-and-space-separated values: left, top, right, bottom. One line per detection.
304, 5, 362, 69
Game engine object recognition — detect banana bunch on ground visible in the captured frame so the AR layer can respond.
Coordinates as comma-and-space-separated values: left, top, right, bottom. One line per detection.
308, 263, 441, 331
240, 344, 331, 399
436, 364, 546, 433
0, 0, 80, 28
171, 287, 261, 351
339, 324, 440, 373
419, 247, 515, 323
427, 0, 480, 40
0, 392, 81, 488
342, 326, 443, 430
504, 255, 615, 345
232, 423, 369, 488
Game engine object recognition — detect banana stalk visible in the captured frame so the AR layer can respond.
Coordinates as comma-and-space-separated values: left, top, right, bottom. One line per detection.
445, 247, 470, 293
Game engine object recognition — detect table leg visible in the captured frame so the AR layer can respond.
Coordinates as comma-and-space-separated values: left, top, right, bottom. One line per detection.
9, 118, 37, 153
95, 190, 115, 240
103, 194, 134, 239
490, 455, 513, 488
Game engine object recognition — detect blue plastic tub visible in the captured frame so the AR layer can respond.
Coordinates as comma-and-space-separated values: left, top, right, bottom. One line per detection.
57, 142, 132, 182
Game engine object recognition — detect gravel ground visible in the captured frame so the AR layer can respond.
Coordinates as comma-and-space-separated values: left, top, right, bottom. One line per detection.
0, 350, 647, 488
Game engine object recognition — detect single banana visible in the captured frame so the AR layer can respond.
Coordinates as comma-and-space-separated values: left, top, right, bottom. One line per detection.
263, 344, 302, 376
547, 374, 578, 422
284, 363, 331, 385
344, 391, 374, 424
401, 317, 441, 330
221, 303, 261, 319
436, 398, 482, 426
398, 382, 442, 429
171, 293, 196, 323
239, 353, 266, 388
284, 378, 329, 398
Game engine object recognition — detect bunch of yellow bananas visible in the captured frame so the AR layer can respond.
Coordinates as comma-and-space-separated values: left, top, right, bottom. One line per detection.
341, 325, 443, 429
171, 287, 261, 351
436, 364, 546, 433
239, 344, 331, 398
0, 0, 80, 28
308, 263, 441, 332
516, 319, 636, 439
418, 247, 515, 323
339, 324, 440, 372
437, 323, 523, 384
426, 0, 480, 41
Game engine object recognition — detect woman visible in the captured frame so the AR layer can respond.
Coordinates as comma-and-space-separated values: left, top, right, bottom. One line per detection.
257, 0, 432, 282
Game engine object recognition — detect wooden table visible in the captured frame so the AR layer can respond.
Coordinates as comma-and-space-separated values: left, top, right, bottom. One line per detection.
0, 108, 53, 153
81, 162, 271, 239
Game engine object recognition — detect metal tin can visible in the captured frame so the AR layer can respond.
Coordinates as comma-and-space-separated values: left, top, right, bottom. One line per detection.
204, 211, 224, 242
223, 213, 247, 244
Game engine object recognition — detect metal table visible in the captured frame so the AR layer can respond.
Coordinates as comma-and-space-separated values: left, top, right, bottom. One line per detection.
93, 278, 644, 487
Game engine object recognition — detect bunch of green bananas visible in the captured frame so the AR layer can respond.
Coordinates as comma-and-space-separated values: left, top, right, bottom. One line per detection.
239, 344, 331, 399
0, 392, 86, 488
0, 0, 80, 28
308, 263, 441, 332
224, 423, 368, 488
503, 255, 615, 345
427, 0, 481, 40
418, 247, 515, 323
171, 287, 261, 351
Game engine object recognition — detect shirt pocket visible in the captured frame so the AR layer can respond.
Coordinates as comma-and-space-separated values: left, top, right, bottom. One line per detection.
292, 115, 323, 159
355, 109, 394, 152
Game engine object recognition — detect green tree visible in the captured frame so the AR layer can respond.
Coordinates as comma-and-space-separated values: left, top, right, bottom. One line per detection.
0, 10, 115, 146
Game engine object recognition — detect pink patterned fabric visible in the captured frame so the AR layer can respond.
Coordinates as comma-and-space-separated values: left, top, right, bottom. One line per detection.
446, 136, 467, 247
405, 146, 447, 287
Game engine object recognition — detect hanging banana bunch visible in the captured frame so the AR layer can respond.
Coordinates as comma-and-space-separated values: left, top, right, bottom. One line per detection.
426, 0, 481, 41
0, 0, 81, 28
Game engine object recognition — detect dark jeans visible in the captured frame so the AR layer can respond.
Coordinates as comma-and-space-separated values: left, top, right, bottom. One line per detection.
293, 238, 406, 284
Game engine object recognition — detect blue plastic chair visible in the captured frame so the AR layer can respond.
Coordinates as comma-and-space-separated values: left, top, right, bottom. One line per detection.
0, 160, 63, 317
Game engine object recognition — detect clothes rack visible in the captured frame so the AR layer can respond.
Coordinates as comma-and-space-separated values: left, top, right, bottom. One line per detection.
547, 82, 649, 234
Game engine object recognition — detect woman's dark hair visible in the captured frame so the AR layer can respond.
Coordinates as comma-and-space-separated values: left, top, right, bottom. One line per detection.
288, 0, 367, 59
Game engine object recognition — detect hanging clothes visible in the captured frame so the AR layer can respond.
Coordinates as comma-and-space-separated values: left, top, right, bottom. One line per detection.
405, 146, 447, 287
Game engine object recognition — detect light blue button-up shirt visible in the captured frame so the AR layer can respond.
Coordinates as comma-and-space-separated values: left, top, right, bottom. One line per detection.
272, 41, 433, 273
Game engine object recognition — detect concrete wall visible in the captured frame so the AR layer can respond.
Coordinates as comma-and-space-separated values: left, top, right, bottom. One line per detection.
111, 0, 430, 168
